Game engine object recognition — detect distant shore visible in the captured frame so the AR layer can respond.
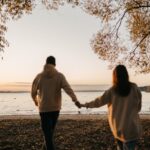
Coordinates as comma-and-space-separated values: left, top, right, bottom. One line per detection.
0, 85, 150, 93
1, 114, 150, 150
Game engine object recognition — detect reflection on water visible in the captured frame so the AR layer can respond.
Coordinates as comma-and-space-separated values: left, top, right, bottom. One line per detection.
0, 90, 150, 115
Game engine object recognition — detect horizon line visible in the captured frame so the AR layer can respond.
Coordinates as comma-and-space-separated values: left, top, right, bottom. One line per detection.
0, 82, 111, 86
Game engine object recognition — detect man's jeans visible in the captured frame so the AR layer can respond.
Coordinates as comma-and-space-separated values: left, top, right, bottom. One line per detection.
40, 111, 59, 150
116, 139, 138, 150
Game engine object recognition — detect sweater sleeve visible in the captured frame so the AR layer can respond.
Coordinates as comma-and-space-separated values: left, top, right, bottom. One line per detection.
137, 86, 142, 112
85, 89, 111, 108
61, 74, 77, 102
31, 74, 41, 102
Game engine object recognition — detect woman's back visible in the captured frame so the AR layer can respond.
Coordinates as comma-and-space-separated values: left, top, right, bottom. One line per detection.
108, 83, 142, 142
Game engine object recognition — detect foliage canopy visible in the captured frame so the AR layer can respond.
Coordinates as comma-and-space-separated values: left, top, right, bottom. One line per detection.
0, 0, 150, 73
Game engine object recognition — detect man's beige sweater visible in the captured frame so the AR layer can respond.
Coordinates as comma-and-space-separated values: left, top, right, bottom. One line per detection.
85, 83, 142, 142
31, 64, 77, 112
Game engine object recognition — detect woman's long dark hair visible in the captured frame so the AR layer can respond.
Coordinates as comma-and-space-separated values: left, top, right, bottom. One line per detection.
113, 65, 131, 96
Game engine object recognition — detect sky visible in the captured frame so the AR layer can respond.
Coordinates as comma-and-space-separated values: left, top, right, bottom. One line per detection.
0, 4, 150, 89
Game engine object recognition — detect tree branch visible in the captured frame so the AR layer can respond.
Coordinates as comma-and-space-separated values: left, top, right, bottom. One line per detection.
112, 4, 150, 38
133, 33, 149, 53
129, 32, 150, 60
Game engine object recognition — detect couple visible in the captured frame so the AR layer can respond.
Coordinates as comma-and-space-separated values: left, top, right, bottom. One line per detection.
31, 56, 142, 150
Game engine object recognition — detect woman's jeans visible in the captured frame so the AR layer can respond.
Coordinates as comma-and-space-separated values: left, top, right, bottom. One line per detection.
116, 139, 138, 150
40, 111, 59, 150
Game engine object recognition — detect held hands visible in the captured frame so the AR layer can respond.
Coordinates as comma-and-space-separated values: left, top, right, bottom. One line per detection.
80, 103, 87, 108
75, 101, 81, 108
75, 101, 87, 108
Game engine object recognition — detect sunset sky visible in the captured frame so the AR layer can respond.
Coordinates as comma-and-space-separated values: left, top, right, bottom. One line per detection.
0, 4, 150, 89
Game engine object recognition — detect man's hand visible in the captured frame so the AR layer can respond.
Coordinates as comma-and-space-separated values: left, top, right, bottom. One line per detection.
75, 101, 81, 108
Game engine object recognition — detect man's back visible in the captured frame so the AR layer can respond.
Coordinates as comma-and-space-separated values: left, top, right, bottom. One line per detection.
31, 64, 77, 112
37, 64, 62, 112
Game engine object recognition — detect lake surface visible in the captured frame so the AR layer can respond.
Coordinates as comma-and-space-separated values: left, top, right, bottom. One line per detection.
0, 85, 150, 115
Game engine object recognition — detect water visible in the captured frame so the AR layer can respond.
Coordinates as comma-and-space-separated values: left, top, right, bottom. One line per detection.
0, 85, 150, 115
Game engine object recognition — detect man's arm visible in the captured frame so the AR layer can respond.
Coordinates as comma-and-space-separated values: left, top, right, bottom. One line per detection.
31, 74, 40, 106
61, 74, 80, 107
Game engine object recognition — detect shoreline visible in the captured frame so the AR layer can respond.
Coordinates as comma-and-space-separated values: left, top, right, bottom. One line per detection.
0, 114, 150, 120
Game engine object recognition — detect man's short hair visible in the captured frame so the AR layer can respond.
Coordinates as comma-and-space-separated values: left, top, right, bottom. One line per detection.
46, 56, 56, 65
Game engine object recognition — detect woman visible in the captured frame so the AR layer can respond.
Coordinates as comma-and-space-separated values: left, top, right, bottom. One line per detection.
81, 65, 142, 150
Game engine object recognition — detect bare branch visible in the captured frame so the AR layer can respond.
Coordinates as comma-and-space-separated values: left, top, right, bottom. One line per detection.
133, 33, 150, 53
133, 0, 142, 6
129, 32, 150, 60
112, 4, 150, 37
112, 9, 128, 37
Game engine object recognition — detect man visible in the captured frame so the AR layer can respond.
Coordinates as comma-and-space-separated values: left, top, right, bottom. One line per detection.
31, 56, 80, 150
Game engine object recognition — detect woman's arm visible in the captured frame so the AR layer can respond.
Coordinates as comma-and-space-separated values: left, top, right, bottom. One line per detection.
83, 89, 111, 108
